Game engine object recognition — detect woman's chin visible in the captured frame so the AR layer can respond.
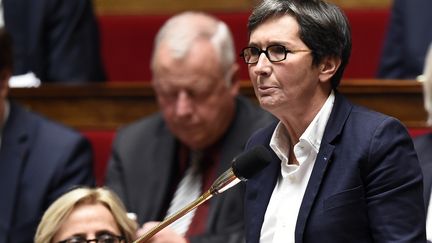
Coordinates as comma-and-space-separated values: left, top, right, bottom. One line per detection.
259, 96, 278, 109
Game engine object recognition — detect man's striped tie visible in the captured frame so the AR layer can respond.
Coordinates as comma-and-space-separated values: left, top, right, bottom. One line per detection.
165, 151, 203, 236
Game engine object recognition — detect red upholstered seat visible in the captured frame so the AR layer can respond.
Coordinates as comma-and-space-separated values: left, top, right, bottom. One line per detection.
98, 13, 250, 82
344, 9, 390, 79
97, 9, 390, 82
81, 130, 115, 185
408, 127, 432, 138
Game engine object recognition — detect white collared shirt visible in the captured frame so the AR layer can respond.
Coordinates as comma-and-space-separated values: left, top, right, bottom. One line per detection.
0, 100, 10, 150
260, 91, 335, 243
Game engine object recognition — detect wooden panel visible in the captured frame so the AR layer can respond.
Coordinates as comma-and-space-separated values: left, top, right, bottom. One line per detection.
93, 0, 255, 15
9, 79, 427, 130
93, 0, 391, 15
9, 83, 157, 130
339, 79, 427, 128
329, 0, 391, 8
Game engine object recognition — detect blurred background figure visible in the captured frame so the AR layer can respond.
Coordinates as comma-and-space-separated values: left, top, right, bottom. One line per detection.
1, 0, 106, 84
0, 27, 95, 243
105, 11, 274, 243
413, 44, 432, 242
34, 187, 137, 243
377, 0, 432, 80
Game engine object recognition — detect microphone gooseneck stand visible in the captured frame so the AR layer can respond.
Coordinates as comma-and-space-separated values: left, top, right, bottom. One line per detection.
132, 145, 271, 243
132, 168, 239, 243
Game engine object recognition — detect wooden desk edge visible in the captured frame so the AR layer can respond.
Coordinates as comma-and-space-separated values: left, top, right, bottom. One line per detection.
9, 79, 427, 129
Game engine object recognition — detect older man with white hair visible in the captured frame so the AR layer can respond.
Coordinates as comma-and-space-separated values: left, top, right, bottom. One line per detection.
105, 11, 274, 243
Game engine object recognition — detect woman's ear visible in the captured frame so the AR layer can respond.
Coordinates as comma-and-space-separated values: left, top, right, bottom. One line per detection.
318, 56, 341, 83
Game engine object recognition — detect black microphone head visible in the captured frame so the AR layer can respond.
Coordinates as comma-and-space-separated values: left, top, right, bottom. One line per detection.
232, 146, 272, 181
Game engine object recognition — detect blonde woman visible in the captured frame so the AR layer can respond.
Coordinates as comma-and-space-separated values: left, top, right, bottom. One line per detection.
35, 187, 137, 243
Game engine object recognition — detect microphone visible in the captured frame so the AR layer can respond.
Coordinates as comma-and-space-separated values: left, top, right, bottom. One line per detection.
133, 146, 272, 243
209, 145, 272, 194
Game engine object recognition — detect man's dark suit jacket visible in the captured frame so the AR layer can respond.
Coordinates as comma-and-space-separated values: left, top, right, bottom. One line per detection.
3, 0, 106, 82
414, 134, 432, 211
0, 102, 95, 243
377, 0, 432, 79
244, 92, 426, 243
106, 96, 274, 243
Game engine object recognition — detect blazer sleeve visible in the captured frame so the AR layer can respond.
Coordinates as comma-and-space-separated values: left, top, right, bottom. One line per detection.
377, 0, 405, 79
365, 117, 426, 242
44, 0, 106, 82
105, 132, 130, 207
47, 134, 95, 204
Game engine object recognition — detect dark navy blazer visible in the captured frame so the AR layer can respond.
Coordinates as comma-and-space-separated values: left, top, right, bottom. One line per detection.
2, 0, 105, 82
0, 102, 95, 243
244, 92, 426, 243
377, 0, 432, 79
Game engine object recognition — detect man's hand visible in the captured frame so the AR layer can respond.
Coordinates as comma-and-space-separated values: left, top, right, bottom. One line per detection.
136, 221, 188, 243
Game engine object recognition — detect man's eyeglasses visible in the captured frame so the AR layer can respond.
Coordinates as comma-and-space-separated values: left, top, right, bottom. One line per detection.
57, 234, 125, 243
240, 44, 310, 64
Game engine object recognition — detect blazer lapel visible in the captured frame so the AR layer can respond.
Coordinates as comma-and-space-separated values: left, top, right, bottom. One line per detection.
206, 130, 246, 225
135, 129, 177, 221
243, 122, 279, 243
246, 152, 280, 242
206, 143, 243, 227
294, 143, 334, 243
295, 91, 352, 243
153, 133, 177, 212
207, 97, 269, 228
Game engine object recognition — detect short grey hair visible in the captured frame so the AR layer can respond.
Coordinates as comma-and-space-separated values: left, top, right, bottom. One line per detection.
151, 11, 236, 81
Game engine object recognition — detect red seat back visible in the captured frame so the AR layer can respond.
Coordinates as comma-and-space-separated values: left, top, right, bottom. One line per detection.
97, 9, 391, 82
81, 130, 115, 185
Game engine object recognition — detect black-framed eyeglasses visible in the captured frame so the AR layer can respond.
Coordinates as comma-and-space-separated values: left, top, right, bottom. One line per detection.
240, 44, 310, 64
57, 234, 125, 243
